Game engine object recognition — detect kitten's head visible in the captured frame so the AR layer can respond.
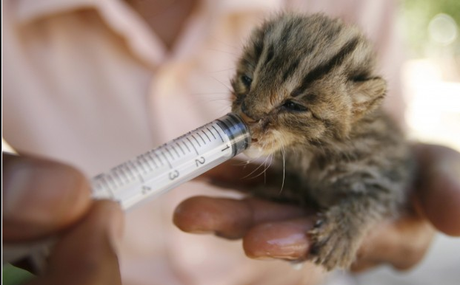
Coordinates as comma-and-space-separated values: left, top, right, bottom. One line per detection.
231, 13, 387, 157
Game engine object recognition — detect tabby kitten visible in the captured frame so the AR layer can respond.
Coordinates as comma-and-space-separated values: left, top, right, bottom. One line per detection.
230, 13, 413, 271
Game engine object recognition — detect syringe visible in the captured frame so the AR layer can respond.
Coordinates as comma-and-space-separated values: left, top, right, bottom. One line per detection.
4, 113, 251, 268
91, 112, 250, 210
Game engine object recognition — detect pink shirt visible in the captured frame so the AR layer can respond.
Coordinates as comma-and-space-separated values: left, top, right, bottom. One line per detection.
4, 0, 404, 284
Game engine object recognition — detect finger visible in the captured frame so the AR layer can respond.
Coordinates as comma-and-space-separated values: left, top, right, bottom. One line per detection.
173, 196, 311, 239
3, 153, 92, 242
415, 144, 460, 236
28, 200, 124, 285
198, 159, 270, 191
243, 218, 315, 261
352, 214, 435, 272
198, 159, 284, 191
349, 259, 380, 273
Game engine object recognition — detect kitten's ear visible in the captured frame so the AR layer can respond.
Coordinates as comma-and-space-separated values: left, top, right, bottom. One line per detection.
351, 77, 386, 121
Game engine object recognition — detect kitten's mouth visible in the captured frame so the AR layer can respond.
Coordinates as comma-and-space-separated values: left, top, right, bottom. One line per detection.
245, 135, 276, 159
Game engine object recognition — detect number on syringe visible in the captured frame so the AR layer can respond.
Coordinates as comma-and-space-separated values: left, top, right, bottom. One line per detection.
169, 170, 180, 180
142, 185, 152, 195
195, 156, 206, 167
221, 145, 230, 152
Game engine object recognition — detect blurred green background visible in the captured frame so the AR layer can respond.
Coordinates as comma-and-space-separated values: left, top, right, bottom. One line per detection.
402, 0, 460, 58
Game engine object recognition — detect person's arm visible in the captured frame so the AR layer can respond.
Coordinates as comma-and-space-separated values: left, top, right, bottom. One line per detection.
174, 143, 460, 271
3, 153, 124, 285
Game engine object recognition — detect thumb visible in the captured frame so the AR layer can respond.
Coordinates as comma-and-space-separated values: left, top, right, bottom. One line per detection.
3, 153, 91, 241
28, 201, 124, 285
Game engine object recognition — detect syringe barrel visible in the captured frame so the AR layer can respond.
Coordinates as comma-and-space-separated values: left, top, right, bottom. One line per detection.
90, 113, 251, 210
4, 113, 250, 268
216, 113, 251, 156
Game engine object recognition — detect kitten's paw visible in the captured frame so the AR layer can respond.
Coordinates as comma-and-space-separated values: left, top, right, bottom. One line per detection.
308, 217, 359, 271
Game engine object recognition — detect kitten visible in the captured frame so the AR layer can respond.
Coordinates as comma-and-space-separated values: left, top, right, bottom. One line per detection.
230, 13, 414, 271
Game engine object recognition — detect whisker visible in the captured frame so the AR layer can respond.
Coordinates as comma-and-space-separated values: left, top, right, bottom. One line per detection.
206, 48, 238, 56
250, 155, 273, 180
242, 156, 270, 180
209, 35, 239, 50
210, 76, 233, 93
232, 159, 251, 167
279, 146, 286, 194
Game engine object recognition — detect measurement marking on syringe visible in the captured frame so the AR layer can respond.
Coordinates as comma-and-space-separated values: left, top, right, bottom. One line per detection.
176, 142, 186, 155
152, 151, 164, 167
97, 175, 108, 192
197, 132, 207, 145
186, 137, 199, 155
164, 147, 175, 161
144, 153, 157, 170
136, 155, 150, 173
85, 114, 249, 214
119, 165, 131, 182
110, 168, 122, 185
191, 135, 201, 147
94, 175, 108, 192
171, 144, 181, 157
160, 150, 173, 168
117, 165, 129, 185
202, 130, 211, 142
136, 155, 146, 172
106, 173, 119, 191
125, 164, 136, 181
105, 177, 117, 197
146, 152, 158, 169
127, 161, 140, 180
100, 176, 116, 198
212, 125, 225, 143
206, 127, 217, 140
182, 141, 191, 153
122, 164, 134, 181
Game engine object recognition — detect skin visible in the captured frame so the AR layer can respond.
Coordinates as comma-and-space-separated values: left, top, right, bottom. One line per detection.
174, 143, 460, 272
4, 2, 459, 282
3, 2, 196, 283
3, 153, 124, 285
3, 144, 459, 285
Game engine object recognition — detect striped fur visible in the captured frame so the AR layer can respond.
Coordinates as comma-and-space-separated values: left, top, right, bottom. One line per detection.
231, 13, 414, 270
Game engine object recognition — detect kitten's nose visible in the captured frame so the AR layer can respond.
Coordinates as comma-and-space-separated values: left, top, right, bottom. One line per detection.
240, 102, 258, 124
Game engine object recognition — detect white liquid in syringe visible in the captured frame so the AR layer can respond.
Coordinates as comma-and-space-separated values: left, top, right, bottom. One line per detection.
92, 113, 250, 210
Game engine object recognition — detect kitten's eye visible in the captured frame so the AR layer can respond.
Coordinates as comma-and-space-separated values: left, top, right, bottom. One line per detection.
241, 75, 252, 87
282, 100, 308, 112
351, 75, 368, 82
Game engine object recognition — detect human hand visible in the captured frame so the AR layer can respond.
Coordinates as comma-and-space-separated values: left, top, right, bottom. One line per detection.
3, 153, 124, 285
173, 144, 460, 271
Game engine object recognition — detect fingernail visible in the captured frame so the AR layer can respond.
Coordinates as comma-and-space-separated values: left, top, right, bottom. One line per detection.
244, 222, 311, 260
264, 232, 309, 259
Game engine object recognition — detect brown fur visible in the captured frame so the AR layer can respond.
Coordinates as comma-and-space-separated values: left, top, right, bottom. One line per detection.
230, 13, 414, 270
